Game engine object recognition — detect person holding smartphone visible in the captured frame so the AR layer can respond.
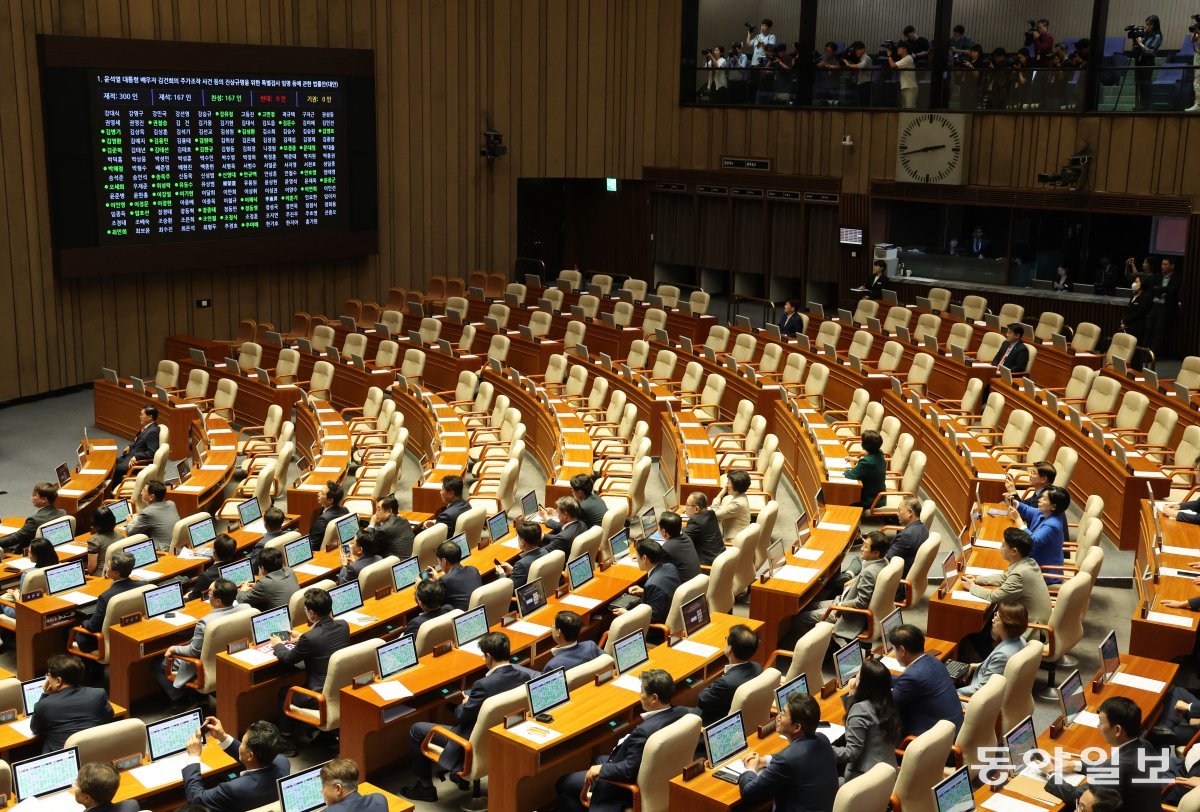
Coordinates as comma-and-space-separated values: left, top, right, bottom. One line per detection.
337, 528, 383, 586
496, 520, 545, 589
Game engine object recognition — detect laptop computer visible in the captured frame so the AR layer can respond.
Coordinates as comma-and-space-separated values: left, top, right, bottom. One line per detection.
516, 579, 547, 618
527, 667, 571, 722
1003, 715, 1043, 777
376, 634, 418, 680
606, 527, 631, 563
453, 606, 490, 653
101, 368, 119, 384
392, 557, 421, 592
915, 295, 933, 311
705, 711, 750, 781
54, 463, 71, 487
487, 512, 509, 544
189, 349, 208, 366
1052, 333, 1069, 352
177, 458, 192, 483
131, 377, 146, 394
765, 323, 781, 341
807, 302, 824, 319
12, 747, 79, 803
1099, 630, 1121, 682
144, 581, 185, 619
39, 518, 80, 554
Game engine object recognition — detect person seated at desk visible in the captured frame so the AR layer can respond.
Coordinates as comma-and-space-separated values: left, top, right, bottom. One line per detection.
422, 475, 470, 535
1, 538, 59, 619
958, 527, 1048, 650
157, 578, 247, 709
74, 551, 142, 654
888, 624, 963, 737
555, 669, 698, 812
543, 474, 606, 529
182, 716, 291, 812
851, 260, 888, 300
428, 540, 482, 611
1074, 788, 1125, 812
682, 492, 725, 566
543, 610, 604, 672
338, 528, 384, 586
794, 531, 888, 642
993, 323, 1029, 373
368, 496, 414, 560
542, 496, 586, 557
319, 759, 387, 812
736, 691, 838, 812
309, 480, 349, 551
187, 533, 238, 600
884, 496, 928, 578
713, 469, 752, 540
271, 587, 352, 749
1009, 461, 1055, 508
237, 546, 300, 612
403, 632, 536, 802
405, 579, 454, 634
1, 481, 68, 554
836, 659, 901, 782
86, 505, 122, 576
30, 654, 114, 752
113, 404, 160, 483
1041, 697, 1161, 812
72, 762, 138, 812
498, 519, 546, 589
611, 539, 680, 625
842, 430, 886, 510
778, 299, 805, 337
658, 510, 701, 583
958, 600, 1029, 698
245, 506, 287, 568
698, 624, 763, 726
1005, 486, 1067, 579
127, 479, 180, 552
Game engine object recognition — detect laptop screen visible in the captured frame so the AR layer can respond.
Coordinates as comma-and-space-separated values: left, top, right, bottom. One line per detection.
521, 491, 538, 518
487, 512, 509, 544
126, 538, 158, 569
450, 532, 471, 560
681, 594, 710, 637
252, 605, 292, 645
45, 561, 86, 596
703, 712, 748, 767
614, 629, 649, 675
453, 606, 489, 648
335, 515, 359, 546
608, 528, 630, 560
527, 667, 571, 717
775, 674, 808, 711
1099, 630, 1120, 680
566, 553, 594, 592
21, 678, 44, 716
933, 766, 975, 812
516, 580, 547, 618
767, 539, 785, 570
237, 499, 263, 527
107, 499, 132, 525
1058, 670, 1086, 724
55, 463, 71, 486
144, 582, 185, 619
189, 518, 217, 547
329, 582, 364, 617
639, 508, 657, 538
376, 634, 418, 680
834, 640, 863, 688
147, 709, 203, 761
880, 608, 903, 655
392, 557, 421, 592
277, 763, 329, 812
13, 747, 79, 801
40, 518, 74, 546
218, 559, 254, 588
285, 538, 314, 568
1004, 716, 1038, 774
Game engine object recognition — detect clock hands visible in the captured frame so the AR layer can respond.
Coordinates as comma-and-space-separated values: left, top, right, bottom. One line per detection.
899, 144, 948, 157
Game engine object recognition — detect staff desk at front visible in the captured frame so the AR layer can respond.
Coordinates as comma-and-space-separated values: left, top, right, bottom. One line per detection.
94, 378, 202, 462
486, 612, 763, 812
1131, 501, 1200, 660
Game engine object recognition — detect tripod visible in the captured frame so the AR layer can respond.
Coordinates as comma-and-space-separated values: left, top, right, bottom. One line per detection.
1111, 50, 1136, 111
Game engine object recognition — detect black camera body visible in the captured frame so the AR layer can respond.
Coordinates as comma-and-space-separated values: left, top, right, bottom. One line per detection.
744, 22, 756, 32
1126, 24, 1146, 40
1190, 14, 1200, 34
880, 39, 898, 57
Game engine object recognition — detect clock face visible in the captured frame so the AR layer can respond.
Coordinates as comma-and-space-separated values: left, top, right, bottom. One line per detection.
896, 113, 968, 185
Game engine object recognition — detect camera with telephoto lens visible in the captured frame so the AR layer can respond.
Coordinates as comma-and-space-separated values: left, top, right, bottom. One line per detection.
1126, 24, 1146, 40
1190, 14, 1200, 34
880, 39, 898, 56
1026, 20, 1038, 33
744, 22, 756, 32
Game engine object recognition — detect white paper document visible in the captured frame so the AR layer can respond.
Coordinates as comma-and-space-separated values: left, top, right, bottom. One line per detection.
612, 674, 643, 693
342, 611, 377, 627
951, 590, 990, 604
772, 565, 819, 583
792, 548, 822, 561
672, 640, 719, 658
371, 680, 413, 701
294, 563, 329, 576
58, 591, 95, 606
7, 717, 34, 737
816, 723, 846, 742
131, 568, 164, 581
965, 566, 1003, 577
880, 656, 905, 673
815, 522, 852, 532
1109, 672, 1166, 693
507, 721, 563, 744
559, 594, 601, 610
231, 648, 278, 666
130, 754, 189, 789
1147, 610, 1194, 628
981, 793, 1052, 812
6, 558, 33, 571
507, 621, 552, 637
974, 539, 1002, 549
1072, 711, 1101, 728
57, 544, 87, 556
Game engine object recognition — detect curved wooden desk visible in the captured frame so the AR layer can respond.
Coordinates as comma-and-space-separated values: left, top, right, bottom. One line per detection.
168, 415, 237, 517
389, 386, 469, 513
93, 377, 201, 461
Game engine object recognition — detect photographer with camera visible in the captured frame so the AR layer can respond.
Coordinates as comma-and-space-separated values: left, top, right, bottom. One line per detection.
815, 42, 840, 105
701, 45, 729, 102
842, 41, 874, 107
983, 47, 1012, 110
1026, 19, 1055, 66
1188, 16, 1200, 112
955, 44, 986, 110
728, 41, 749, 104
948, 25, 976, 59
1129, 15, 1163, 111
745, 18, 775, 102
888, 41, 917, 109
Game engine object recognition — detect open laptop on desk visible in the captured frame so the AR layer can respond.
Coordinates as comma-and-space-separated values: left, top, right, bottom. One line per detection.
637, 507, 664, 541
376, 634, 419, 680
186, 517, 218, 557
189, 348, 208, 366
449, 531, 471, 560
13, 746, 81, 809
486, 512, 510, 545
329, 582, 374, 626
277, 762, 332, 812
124, 538, 161, 581
236, 498, 267, 534
833, 639, 863, 689
516, 579, 547, 619
566, 553, 595, 593
54, 463, 71, 487
613, 629, 649, 680
107, 499, 132, 527
40, 517, 86, 557
775, 673, 808, 712
605, 527, 632, 565
453, 605, 489, 655
251, 605, 293, 652
681, 593, 710, 637
285, 537, 320, 573
21, 676, 45, 718
391, 556, 421, 593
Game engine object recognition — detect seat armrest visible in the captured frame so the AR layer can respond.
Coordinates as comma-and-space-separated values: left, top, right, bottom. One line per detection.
284, 686, 328, 728
420, 725, 474, 775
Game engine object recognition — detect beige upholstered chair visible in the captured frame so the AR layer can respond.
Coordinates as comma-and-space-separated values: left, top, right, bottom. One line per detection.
528, 550, 566, 599
912, 313, 941, 345
68, 584, 153, 663
557, 269, 582, 290
641, 308, 668, 338
999, 640, 1042, 731
828, 556, 903, 644
602, 604, 651, 655
568, 526, 605, 567
413, 524, 449, 571
833, 763, 897, 812
778, 620, 834, 693
1033, 572, 1093, 687
454, 506, 487, 548
688, 290, 710, 315
731, 333, 757, 364
851, 299, 879, 326
927, 288, 951, 312
728, 525, 761, 594
169, 605, 257, 694
65, 719, 149, 766
528, 310, 553, 338
590, 274, 614, 295
563, 320, 586, 350
622, 279, 648, 300
566, 654, 615, 690
311, 324, 336, 352
468, 578, 514, 627
284, 639, 384, 732
580, 713, 701, 812
706, 548, 739, 615
290, 580, 334, 628
1034, 311, 1065, 342
952, 675, 1006, 771
155, 360, 180, 389
891, 719, 957, 812
997, 302, 1024, 326
357, 556, 400, 598
882, 306, 912, 334
729, 667, 781, 730
419, 317, 443, 344
961, 295, 988, 321
487, 303, 511, 329
655, 284, 680, 307
899, 534, 942, 609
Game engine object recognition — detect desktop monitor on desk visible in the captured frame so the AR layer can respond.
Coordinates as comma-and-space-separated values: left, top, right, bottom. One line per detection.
39, 518, 75, 547
681, 593, 710, 637
932, 765, 975, 812
45, 561, 86, 596
1099, 630, 1121, 682
219, 558, 254, 589
148, 708, 203, 762
774, 673, 808, 711
1057, 669, 1086, 725
329, 582, 365, 618
703, 711, 749, 770
614, 629, 649, 675
392, 557, 421, 592
453, 606, 489, 650
144, 582, 185, 620
566, 553, 595, 592
20, 677, 44, 717
834, 640, 863, 688
526, 667, 571, 720
188, 517, 217, 548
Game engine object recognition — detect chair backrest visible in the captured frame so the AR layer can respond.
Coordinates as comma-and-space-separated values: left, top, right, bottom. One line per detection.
193, 605, 258, 693
731, 333, 757, 363
65, 719, 149, 767
415, 607, 464, 656
90, 584, 153, 662
1074, 516, 1103, 561
997, 303, 1024, 325
487, 334, 511, 363
1107, 332, 1138, 364
419, 317, 442, 344
1072, 322, 1102, 353
729, 524, 761, 595
847, 330, 874, 360
1052, 446, 1078, 489
1044, 572, 1093, 662
290, 580, 334, 627
155, 360, 180, 389
901, 450, 927, 494
311, 324, 335, 352
1000, 640, 1042, 731
852, 299, 879, 325
883, 306, 912, 334
816, 320, 841, 348
1147, 406, 1180, 446
528, 550, 566, 599
876, 341, 904, 372
413, 524, 449, 571
1179, 786, 1200, 812
664, 575, 709, 634
373, 339, 400, 368
488, 302, 511, 329
904, 533, 942, 606
566, 653, 615, 690
962, 295, 987, 320
577, 295, 600, 319
757, 343, 783, 374
469, 577, 515, 627
460, 682, 534, 781
557, 269, 582, 290
170, 512, 212, 555
689, 290, 710, 315
956, 674, 1006, 769
275, 350, 300, 380
454, 506, 487, 548
623, 278, 648, 300
529, 310, 553, 337
706, 548, 739, 615
632, 713, 703, 812
316, 639, 385, 728
568, 526, 604, 567
913, 313, 941, 344
458, 324, 478, 353
946, 322, 973, 351
380, 309, 404, 336
678, 361, 704, 394
862, 558, 904, 643
1000, 410, 1033, 448
650, 350, 678, 381
928, 287, 951, 311
832, 763, 897, 812
564, 320, 586, 349
1034, 311, 1064, 342
543, 288, 565, 313
656, 284, 680, 307
786, 620, 835, 687
590, 274, 614, 295
892, 719, 957, 812
730, 667, 782, 730
612, 301, 635, 327
1113, 391, 1150, 431
603, 603, 652, 657
1023, 338, 1039, 371
358, 555, 400, 598
505, 282, 527, 303
0, 680, 20, 716
642, 308, 667, 337
782, 353, 808, 386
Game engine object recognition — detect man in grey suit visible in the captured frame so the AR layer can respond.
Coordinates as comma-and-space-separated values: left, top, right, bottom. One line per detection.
155, 579, 248, 705
794, 531, 889, 642
0, 482, 68, 554
237, 547, 300, 611
699, 625, 763, 726
959, 528, 1051, 661
126, 479, 180, 551
369, 496, 414, 559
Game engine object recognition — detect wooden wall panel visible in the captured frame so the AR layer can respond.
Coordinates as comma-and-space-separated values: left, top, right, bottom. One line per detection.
3, 0, 1200, 404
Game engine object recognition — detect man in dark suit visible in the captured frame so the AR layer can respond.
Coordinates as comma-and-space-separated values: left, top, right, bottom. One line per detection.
612, 540, 680, 625
543, 611, 604, 672
884, 496, 928, 580
993, 323, 1030, 373
72, 763, 139, 812
737, 691, 838, 812
1, 482, 68, 554
29, 654, 114, 752
658, 511, 701, 583
308, 481, 350, 551
556, 669, 695, 812
683, 492, 725, 566
272, 587, 352, 742
74, 551, 143, 653
699, 625, 763, 726
237, 547, 300, 612
1010, 461, 1055, 508
778, 299, 804, 337
369, 496, 414, 560
889, 624, 963, 736
403, 633, 535, 802
544, 474, 607, 530
968, 227, 992, 258
320, 759, 388, 812
433, 540, 482, 611
1044, 697, 1162, 812
113, 405, 160, 482
423, 475, 471, 536
1148, 256, 1181, 357
337, 528, 384, 586
405, 579, 454, 635
245, 506, 288, 568
186, 533, 238, 600
182, 716, 290, 812
543, 496, 586, 557
498, 520, 546, 589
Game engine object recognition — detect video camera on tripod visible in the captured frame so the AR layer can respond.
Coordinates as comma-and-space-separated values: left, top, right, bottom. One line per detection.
1125, 24, 1146, 40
